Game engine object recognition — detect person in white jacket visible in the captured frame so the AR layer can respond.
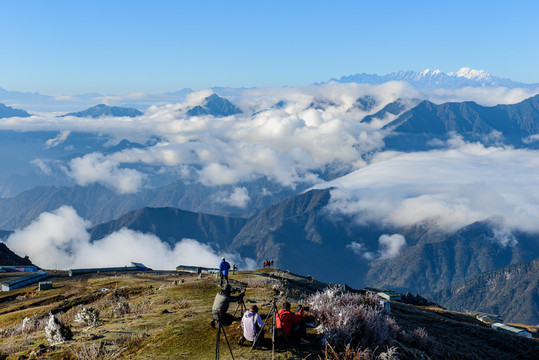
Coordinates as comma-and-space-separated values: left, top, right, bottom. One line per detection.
239, 305, 264, 346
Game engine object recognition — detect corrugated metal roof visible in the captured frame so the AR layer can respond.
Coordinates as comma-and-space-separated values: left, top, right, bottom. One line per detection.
1, 271, 47, 286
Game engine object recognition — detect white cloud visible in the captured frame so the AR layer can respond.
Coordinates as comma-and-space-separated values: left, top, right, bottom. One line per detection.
67, 152, 146, 194
213, 187, 251, 208
198, 163, 244, 186
45, 130, 71, 148
346, 241, 374, 260
4, 206, 254, 270
319, 140, 539, 234
30, 158, 52, 175
346, 234, 406, 261
378, 234, 406, 260
425, 86, 538, 107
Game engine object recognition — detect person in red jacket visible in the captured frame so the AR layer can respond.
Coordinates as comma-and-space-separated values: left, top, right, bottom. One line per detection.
275, 302, 307, 341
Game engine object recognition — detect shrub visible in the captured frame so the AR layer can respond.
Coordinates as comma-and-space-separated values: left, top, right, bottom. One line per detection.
308, 288, 396, 349
408, 327, 437, 354
113, 300, 130, 317
21, 315, 47, 333
0, 332, 33, 355
131, 298, 154, 315
377, 346, 399, 360
115, 332, 148, 351
75, 307, 101, 328
172, 299, 192, 310
70, 341, 126, 360
317, 343, 375, 360
45, 312, 73, 345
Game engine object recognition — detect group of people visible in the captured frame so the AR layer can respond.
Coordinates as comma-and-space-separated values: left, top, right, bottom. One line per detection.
211, 284, 307, 347
263, 259, 274, 268
213, 256, 308, 348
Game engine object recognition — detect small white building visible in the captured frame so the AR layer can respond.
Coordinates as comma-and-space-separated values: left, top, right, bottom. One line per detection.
491, 323, 532, 338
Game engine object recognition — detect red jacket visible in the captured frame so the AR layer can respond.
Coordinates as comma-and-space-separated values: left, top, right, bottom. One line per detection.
276, 308, 303, 336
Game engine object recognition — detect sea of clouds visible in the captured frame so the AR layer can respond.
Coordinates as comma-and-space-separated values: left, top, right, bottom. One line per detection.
2, 82, 539, 267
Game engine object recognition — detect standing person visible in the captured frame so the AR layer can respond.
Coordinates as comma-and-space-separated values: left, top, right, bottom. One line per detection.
239, 305, 264, 346
232, 264, 237, 274
219, 257, 231, 287
276, 302, 306, 341
210, 284, 245, 327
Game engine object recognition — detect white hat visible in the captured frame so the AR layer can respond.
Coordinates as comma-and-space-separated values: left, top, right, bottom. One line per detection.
221, 257, 225, 260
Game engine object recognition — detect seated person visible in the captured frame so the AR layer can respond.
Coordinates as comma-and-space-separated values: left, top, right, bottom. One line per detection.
210, 284, 245, 327
239, 305, 264, 346
275, 302, 307, 341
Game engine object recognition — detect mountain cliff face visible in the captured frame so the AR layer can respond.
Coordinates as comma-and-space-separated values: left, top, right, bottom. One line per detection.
429, 258, 539, 325
61, 104, 143, 118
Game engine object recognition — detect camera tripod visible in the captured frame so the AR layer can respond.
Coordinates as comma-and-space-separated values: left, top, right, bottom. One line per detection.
233, 298, 246, 318
250, 298, 289, 360
215, 318, 235, 360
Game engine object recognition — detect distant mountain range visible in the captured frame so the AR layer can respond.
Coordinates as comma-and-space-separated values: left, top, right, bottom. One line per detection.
383, 94, 539, 150
429, 258, 539, 325
2, 67, 538, 113
331, 67, 539, 89
0, 103, 31, 118
61, 104, 143, 118
0, 181, 300, 230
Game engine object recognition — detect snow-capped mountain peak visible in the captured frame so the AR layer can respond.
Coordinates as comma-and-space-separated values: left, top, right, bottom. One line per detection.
448, 67, 492, 81
418, 69, 442, 79
333, 67, 538, 89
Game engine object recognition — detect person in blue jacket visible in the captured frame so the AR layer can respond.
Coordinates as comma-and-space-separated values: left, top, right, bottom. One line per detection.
219, 257, 231, 286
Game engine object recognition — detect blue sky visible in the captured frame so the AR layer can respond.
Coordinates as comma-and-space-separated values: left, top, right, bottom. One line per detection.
1, 0, 538, 95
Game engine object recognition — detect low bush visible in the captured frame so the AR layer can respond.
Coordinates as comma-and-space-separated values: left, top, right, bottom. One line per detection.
70, 341, 126, 360
75, 307, 100, 328
308, 288, 397, 349
115, 332, 148, 351
21, 315, 47, 333
45, 312, 73, 345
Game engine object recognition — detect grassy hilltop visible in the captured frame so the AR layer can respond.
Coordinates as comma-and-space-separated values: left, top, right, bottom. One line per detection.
0, 268, 538, 359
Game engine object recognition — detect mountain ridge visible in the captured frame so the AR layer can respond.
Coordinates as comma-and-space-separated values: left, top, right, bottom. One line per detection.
332, 67, 539, 89
0, 103, 31, 118
61, 104, 143, 118
382, 94, 539, 150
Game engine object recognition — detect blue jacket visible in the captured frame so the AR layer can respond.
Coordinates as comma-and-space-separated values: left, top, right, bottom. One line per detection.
219, 260, 231, 275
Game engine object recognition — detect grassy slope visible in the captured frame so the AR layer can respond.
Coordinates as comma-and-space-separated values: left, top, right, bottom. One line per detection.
0, 269, 538, 360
